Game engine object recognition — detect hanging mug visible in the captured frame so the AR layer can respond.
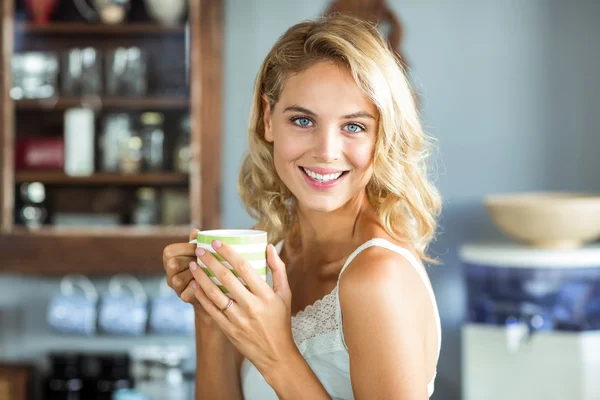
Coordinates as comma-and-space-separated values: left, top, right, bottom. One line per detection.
47, 274, 98, 336
149, 277, 194, 335
98, 274, 148, 336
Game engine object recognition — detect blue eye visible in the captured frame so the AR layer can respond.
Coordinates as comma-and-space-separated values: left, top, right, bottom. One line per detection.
292, 117, 313, 127
345, 123, 364, 133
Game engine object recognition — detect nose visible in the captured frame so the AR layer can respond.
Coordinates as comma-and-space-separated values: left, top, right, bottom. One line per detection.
312, 125, 342, 163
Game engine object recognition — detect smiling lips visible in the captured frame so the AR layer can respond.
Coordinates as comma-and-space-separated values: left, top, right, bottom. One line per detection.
300, 166, 348, 188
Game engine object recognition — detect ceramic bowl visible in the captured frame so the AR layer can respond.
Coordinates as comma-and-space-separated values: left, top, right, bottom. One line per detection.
484, 192, 600, 249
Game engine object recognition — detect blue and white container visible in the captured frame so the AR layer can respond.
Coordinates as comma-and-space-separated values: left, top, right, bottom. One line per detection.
462, 243, 600, 332
459, 242, 600, 400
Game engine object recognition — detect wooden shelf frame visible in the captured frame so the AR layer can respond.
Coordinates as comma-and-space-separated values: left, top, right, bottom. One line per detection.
1, 0, 15, 235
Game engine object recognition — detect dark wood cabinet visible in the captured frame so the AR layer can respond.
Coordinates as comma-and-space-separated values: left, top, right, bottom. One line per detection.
0, 0, 223, 275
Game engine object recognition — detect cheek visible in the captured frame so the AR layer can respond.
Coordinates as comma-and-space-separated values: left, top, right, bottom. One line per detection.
276, 142, 300, 162
272, 139, 301, 180
348, 142, 375, 170
273, 134, 305, 166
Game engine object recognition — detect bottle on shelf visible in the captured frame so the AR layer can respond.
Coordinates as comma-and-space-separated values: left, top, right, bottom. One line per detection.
64, 108, 95, 177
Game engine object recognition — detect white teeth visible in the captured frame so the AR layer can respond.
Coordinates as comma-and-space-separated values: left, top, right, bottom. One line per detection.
302, 168, 343, 183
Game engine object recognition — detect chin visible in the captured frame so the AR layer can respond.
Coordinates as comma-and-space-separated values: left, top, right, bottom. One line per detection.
297, 195, 346, 213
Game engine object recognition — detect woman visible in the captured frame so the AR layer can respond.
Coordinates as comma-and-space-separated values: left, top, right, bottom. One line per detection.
163, 14, 442, 399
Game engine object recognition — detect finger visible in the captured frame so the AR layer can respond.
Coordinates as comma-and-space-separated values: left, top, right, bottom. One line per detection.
189, 229, 200, 242
267, 244, 292, 307
163, 242, 196, 268
194, 294, 235, 335
170, 268, 194, 293
210, 240, 271, 297
190, 260, 232, 308
190, 261, 239, 328
195, 247, 254, 309
180, 281, 200, 304
165, 255, 195, 280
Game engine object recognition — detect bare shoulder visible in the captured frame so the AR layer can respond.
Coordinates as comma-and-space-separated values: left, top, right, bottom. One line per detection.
338, 238, 436, 328
338, 232, 437, 343
337, 239, 439, 394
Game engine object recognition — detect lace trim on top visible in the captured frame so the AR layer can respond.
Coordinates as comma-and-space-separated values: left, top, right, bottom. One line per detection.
291, 286, 339, 347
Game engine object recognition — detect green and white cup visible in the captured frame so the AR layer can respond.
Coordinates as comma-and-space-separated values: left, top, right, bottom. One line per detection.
190, 229, 268, 298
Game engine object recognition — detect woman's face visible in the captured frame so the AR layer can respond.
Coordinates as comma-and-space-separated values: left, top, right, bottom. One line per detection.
263, 61, 378, 213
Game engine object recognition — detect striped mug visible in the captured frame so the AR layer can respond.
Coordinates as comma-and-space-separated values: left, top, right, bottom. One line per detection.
190, 229, 269, 298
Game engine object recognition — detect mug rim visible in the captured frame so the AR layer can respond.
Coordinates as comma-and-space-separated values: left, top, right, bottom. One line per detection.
197, 229, 267, 245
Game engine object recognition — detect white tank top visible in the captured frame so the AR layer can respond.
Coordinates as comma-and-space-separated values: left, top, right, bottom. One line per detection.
240, 238, 442, 399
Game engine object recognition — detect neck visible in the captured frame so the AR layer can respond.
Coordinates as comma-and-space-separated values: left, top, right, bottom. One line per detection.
292, 191, 372, 268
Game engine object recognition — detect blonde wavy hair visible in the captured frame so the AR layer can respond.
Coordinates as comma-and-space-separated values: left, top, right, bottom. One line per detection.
238, 14, 442, 262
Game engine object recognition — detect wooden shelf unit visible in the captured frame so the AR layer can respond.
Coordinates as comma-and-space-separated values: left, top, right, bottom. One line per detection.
0, 0, 223, 275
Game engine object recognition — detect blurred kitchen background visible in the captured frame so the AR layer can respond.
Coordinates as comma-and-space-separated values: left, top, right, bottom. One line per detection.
1, 0, 600, 399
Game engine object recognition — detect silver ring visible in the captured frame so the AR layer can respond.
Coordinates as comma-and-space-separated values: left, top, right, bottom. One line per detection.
220, 298, 234, 313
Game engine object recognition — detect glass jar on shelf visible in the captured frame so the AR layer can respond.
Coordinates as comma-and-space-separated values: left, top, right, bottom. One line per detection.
100, 113, 134, 173
133, 187, 159, 226
139, 112, 165, 172
18, 182, 48, 228
119, 135, 143, 174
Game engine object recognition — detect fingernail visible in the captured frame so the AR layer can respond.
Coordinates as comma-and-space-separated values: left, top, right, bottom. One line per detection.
213, 240, 222, 249
190, 262, 198, 271
196, 248, 205, 256
192, 281, 198, 289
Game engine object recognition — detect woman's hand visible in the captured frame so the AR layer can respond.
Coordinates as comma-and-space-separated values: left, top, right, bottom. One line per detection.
162, 229, 215, 323
189, 240, 297, 373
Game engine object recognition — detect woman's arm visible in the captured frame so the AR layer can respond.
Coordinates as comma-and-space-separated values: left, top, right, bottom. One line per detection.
261, 349, 331, 400
194, 222, 263, 399
194, 309, 244, 400
339, 247, 436, 400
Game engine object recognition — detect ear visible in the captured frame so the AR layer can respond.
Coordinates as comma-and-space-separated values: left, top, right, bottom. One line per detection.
262, 96, 274, 143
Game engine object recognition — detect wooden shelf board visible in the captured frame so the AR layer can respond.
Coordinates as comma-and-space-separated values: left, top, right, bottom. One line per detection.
11, 225, 192, 237
0, 225, 193, 275
15, 22, 186, 35
15, 171, 189, 186
15, 96, 190, 110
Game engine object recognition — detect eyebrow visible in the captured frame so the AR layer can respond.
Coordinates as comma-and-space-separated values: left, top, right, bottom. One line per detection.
283, 105, 376, 120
